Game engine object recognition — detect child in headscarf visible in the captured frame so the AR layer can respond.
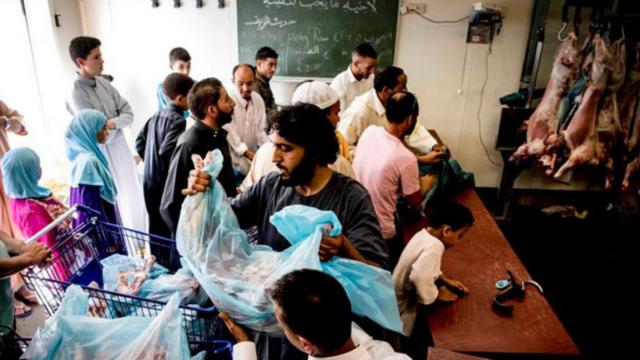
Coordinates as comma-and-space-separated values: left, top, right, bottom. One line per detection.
65, 109, 120, 228
2, 147, 70, 280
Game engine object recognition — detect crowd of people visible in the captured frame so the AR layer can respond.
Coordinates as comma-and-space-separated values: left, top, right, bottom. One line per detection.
0, 37, 476, 359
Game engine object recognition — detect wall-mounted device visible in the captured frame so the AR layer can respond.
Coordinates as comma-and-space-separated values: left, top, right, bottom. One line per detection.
466, 3, 503, 44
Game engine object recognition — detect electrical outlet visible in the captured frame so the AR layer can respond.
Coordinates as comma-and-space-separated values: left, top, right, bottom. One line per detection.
407, 2, 426, 14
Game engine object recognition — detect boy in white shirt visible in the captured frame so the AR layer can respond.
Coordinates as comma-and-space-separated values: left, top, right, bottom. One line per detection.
392, 201, 474, 338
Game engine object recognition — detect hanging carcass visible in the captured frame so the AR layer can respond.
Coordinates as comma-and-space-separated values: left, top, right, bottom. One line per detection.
510, 33, 579, 162
553, 34, 613, 181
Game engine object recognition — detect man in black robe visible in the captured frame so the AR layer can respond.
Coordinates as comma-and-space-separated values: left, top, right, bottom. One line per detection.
160, 78, 237, 239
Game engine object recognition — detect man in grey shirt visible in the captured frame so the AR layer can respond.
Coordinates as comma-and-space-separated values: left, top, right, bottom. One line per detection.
184, 104, 389, 360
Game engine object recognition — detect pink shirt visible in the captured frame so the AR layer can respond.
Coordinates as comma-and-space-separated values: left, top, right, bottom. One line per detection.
10, 197, 71, 280
353, 126, 419, 239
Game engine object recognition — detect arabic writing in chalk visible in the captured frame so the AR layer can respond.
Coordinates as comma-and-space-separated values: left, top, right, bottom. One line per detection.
263, 0, 377, 13
245, 15, 297, 31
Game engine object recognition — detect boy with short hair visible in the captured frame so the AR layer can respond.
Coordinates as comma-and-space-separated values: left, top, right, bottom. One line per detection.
220, 269, 410, 360
392, 201, 474, 337
157, 47, 192, 111
136, 73, 195, 248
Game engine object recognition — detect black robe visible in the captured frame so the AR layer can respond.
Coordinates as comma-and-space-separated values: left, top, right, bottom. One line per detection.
160, 120, 237, 237
135, 104, 186, 240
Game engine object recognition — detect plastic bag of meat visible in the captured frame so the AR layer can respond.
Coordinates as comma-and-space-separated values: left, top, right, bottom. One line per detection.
23, 286, 202, 360
176, 150, 402, 334
100, 254, 207, 307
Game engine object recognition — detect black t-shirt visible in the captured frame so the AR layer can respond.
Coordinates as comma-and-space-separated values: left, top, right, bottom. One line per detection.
231, 171, 389, 269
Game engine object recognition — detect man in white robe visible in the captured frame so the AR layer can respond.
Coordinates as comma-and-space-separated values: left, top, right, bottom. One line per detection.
66, 36, 147, 233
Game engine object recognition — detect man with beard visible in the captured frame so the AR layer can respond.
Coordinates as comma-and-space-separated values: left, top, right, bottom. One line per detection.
330, 42, 378, 113
183, 104, 388, 360
353, 92, 443, 268
160, 78, 237, 237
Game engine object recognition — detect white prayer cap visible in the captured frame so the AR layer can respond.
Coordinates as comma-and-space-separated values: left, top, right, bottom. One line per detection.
291, 81, 339, 110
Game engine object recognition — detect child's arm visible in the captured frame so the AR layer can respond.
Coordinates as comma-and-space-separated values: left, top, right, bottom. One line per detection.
409, 252, 443, 305
436, 286, 458, 302
439, 274, 470, 295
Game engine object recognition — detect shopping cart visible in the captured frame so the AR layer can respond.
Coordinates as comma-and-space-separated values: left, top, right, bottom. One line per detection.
0, 326, 233, 360
21, 205, 228, 355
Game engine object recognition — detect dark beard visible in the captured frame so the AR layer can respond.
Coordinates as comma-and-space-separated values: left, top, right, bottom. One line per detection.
279, 153, 316, 187
217, 109, 233, 126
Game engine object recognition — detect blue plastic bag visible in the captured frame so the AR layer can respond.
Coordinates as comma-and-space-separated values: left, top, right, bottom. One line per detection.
24, 285, 201, 359
177, 150, 402, 334
270, 205, 403, 333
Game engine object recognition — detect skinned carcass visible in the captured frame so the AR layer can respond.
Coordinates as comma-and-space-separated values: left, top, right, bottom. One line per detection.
619, 42, 640, 140
510, 33, 579, 161
597, 38, 626, 188
554, 35, 612, 181
597, 38, 626, 136
623, 106, 640, 192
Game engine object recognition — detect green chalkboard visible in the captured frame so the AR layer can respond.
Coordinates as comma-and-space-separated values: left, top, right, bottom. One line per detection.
237, 0, 399, 78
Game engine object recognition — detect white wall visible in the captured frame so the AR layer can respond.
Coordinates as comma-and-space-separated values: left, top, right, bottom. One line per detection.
397, 0, 534, 186
0, 0, 84, 184
67, 0, 534, 187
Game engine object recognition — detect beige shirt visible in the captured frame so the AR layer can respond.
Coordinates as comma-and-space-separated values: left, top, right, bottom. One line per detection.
338, 89, 440, 160
392, 229, 444, 336
331, 66, 374, 114
338, 89, 386, 161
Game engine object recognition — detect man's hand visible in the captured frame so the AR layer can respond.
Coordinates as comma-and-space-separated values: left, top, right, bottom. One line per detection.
106, 118, 117, 130
181, 169, 212, 196
22, 243, 51, 266
133, 155, 142, 165
319, 234, 345, 261
437, 286, 458, 302
219, 312, 252, 342
244, 150, 255, 161
418, 150, 444, 165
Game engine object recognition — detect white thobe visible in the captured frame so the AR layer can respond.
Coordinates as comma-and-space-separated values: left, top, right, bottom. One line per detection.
224, 91, 269, 175
67, 74, 148, 233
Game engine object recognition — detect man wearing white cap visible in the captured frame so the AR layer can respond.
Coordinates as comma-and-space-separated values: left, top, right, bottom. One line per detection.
240, 81, 354, 191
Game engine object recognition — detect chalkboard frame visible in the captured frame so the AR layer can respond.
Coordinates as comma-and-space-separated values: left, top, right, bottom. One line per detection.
235, 0, 401, 79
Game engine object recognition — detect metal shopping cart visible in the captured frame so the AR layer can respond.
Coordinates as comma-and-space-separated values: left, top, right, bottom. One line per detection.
0, 326, 232, 360
21, 205, 230, 356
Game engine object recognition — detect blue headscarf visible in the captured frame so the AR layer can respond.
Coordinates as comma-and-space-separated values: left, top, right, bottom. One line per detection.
1, 147, 52, 199
64, 109, 117, 204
